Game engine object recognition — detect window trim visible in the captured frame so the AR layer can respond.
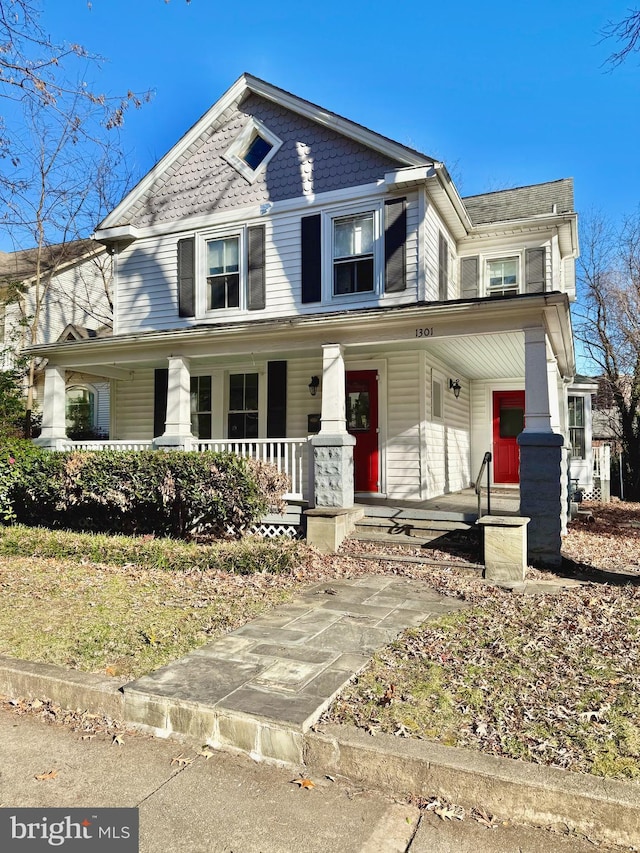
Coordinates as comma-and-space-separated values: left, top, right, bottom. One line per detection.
322, 201, 383, 303
65, 384, 97, 433
190, 374, 212, 440
568, 394, 586, 460
484, 253, 521, 297
223, 117, 283, 184
198, 227, 246, 317
227, 371, 260, 440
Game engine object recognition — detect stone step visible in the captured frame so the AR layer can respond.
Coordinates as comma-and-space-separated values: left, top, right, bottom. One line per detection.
355, 516, 473, 536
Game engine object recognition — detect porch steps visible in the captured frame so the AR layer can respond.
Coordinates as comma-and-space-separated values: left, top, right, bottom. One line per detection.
350, 505, 477, 548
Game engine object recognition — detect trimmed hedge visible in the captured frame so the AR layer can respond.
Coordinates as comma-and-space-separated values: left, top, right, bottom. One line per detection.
2, 446, 290, 539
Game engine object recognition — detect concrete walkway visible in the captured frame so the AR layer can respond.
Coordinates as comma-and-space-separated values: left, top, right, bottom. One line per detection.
124, 577, 466, 764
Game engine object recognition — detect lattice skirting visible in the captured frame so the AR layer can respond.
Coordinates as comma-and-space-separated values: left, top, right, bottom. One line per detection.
580, 487, 603, 501
249, 522, 304, 539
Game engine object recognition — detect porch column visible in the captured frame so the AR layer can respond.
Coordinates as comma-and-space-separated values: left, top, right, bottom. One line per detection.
307, 343, 360, 553
33, 365, 70, 449
155, 355, 193, 450
518, 327, 564, 567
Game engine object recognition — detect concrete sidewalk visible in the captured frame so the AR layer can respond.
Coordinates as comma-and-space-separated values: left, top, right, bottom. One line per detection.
0, 709, 611, 853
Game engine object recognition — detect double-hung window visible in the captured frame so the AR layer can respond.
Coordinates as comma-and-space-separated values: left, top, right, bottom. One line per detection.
228, 373, 259, 439
207, 236, 240, 310
568, 395, 585, 459
333, 212, 375, 295
190, 376, 212, 439
487, 257, 519, 296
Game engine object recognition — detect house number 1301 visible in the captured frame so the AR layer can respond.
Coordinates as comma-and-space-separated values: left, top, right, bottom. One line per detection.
415, 327, 434, 337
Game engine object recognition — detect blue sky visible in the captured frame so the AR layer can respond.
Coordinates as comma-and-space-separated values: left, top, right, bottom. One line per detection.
27, 0, 638, 228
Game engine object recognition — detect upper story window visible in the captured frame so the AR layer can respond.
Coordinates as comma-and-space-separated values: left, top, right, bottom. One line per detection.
242, 133, 273, 171
487, 257, 519, 296
177, 224, 266, 320
333, 212, 375, 295
207, 236, 240, 310
460, 248, 547, 300
301, 197, 406, 305
223, 117, 283, 184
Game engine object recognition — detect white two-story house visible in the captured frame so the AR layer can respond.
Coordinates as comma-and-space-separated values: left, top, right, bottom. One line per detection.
29, 74, 586, 565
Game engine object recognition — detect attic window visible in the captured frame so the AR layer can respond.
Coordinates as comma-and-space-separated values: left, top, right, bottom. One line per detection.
242, 133, 273, 170
223, 117, 282, 184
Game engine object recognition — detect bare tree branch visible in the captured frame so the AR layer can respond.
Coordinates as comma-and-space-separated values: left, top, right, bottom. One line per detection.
601, 8, 640, 67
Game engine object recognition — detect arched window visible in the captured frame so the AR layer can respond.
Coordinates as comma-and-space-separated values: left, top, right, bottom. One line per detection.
65, 386, 96, 438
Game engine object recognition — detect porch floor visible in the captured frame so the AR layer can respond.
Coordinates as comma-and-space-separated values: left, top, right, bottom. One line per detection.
355, 486, 521, 520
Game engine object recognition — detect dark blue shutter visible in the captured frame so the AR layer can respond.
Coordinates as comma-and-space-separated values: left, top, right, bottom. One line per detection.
438, 232, 449, 300
247, 224, 266, 310
267, 361, 287, 438
177, 237, 195, 318
525, 247, 546, 293
301, 214, 322, 304
461, 256, 479, 299
384, 197, 407, 293
153, 368, 169, 438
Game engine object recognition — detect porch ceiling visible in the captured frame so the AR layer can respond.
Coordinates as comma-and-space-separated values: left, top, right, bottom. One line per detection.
423, 332, 525, 380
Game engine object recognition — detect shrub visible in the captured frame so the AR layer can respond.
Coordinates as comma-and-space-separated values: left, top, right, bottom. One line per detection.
0, 440, 54, 524
7, 449, 290, 538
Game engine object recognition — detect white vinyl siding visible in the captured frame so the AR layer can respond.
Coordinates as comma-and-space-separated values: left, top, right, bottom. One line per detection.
423, 357, 471, 498
113, 370, 156, 439
424, 201, 456, 302
115, 192, 420, 335
385, 352, 422, 500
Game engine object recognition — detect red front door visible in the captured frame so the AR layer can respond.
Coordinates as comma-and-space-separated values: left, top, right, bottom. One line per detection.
346, 370, 379, 493
492, 390, 525, 484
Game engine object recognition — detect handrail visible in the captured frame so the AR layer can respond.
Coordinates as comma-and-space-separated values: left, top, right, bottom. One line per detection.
475, 451, 492, 519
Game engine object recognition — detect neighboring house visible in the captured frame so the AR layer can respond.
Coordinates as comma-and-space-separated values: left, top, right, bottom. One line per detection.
0, 240, 112, 437
28, 74, 589, 565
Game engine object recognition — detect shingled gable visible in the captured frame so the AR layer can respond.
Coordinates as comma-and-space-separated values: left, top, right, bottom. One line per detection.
97, 74, 436, 233
463, 178, 574, 226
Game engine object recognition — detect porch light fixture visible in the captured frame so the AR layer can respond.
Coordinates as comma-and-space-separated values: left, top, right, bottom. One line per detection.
449, 378, 462, 399
308, 376, 320, 396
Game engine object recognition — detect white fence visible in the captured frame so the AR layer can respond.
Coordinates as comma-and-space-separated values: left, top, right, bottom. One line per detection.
71, 440, 155, 452
67, 437, 308, 501
192, 438, 307, 500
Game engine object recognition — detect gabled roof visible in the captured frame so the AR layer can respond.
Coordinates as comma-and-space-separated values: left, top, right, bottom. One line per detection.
98, 74, 436, 233
463, 179, 574, 226
0, 239, 101, 285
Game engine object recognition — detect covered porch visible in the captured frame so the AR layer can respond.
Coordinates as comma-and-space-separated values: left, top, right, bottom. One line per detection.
29, 293, 575, 565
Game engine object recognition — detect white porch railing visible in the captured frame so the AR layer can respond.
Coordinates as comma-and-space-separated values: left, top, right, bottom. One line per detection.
66, 437, 308, 501
71, 440, 155, 452
593, 444, 611, 483
192, 438, 307, 500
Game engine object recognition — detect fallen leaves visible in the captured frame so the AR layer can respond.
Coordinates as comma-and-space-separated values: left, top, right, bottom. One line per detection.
291, 777, 315, 790
170, 753, 195, 767
326, 543, 640, 778
34, 769, 58, 781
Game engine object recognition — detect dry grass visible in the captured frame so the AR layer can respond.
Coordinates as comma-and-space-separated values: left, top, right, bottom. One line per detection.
325, 502, 640, 779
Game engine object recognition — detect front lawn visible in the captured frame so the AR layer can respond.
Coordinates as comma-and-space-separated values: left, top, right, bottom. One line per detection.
326, 502, 640, 780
